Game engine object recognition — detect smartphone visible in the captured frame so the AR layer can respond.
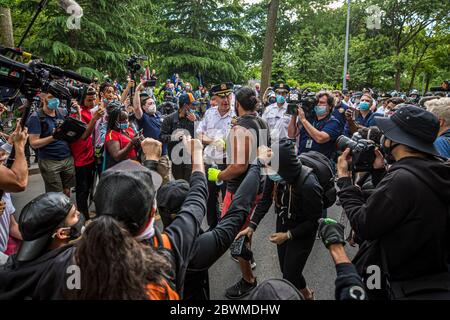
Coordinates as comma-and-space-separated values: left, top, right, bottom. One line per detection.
286, 104, 298, 116
144, 79, 157, 88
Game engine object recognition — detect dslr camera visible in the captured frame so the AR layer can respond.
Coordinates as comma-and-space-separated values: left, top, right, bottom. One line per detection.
336, 132, 376, 172
286, 89, 316, 119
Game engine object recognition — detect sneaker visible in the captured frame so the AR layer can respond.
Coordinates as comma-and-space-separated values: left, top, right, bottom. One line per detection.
225, 278, 257, 299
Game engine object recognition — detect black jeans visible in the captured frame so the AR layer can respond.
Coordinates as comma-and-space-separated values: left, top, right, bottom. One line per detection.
75, 162, 96, 220
276, 215, 316, 290
205, 163, 227, 229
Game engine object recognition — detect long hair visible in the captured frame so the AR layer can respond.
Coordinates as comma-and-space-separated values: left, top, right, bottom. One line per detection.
67, 215, 171, 300
107, 107, 123, 132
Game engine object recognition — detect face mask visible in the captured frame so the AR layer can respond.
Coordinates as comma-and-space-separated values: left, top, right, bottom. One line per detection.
359, 102, 370, 111
314, 105, 328, 116
68, 214, 86, 240
380, 135, 399, 165
269, 173, 284, 182
116, 122, 129, 130
276, 95, 286, 104
147, 105, 157, 114
47, 98, 60, 110
189, 108, 196, 114
269, 97, 276, 104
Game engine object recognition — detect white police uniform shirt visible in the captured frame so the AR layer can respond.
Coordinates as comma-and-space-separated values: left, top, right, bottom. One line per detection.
262, 102, 291, 141
196, 106, 235, 162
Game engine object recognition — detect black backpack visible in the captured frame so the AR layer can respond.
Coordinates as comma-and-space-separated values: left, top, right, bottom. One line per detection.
299, 151, 337, 209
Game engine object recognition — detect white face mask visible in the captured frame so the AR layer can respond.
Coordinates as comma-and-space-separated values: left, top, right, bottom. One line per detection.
147, 105, 157, 114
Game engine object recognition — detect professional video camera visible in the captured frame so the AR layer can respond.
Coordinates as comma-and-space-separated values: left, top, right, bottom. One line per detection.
286, 89, 316, 119
336, 132, 377, 172
125, 54, 148, 75
0, 49, 92, 143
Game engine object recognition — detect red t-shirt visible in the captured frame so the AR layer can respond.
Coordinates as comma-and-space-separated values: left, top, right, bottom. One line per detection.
70, 107, 95, 167
105, 127, 137, 160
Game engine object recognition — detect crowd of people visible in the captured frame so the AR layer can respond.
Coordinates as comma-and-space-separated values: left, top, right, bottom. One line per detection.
0, 74, 449, 300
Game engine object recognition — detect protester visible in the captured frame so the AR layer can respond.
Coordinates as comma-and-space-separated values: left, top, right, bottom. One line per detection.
158, 91, 178, 118
238, 139, 322, 300
208, 86, 270, 299
104, 107, 140, 169
288, 91, 341, 159
69, 87, 105, 220
0, 193, 84, 299
337, 106, 450, 299
160, 93, 198, 181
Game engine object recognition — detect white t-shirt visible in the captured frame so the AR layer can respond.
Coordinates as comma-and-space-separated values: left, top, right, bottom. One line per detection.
0, 193, 15, 253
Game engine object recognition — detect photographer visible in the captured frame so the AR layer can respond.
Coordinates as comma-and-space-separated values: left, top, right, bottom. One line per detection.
26, 93, 75, 196
288, 91, 341, 159
237, 139, 323, 300
160, 93, 198, 181
262, 83, 291, 142
332, 90, 349, 130
344, 93, 377, 135
336, 106, 450, 299
104, 107, 140, 169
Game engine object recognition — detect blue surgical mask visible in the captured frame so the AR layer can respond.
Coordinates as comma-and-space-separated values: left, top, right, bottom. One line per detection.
117, 122, 129, 130
314, 105, 328, 116
47, 98, 60, 110
276, 95, 286, 104
359, 102, 370, 110
269, 174, 284, 182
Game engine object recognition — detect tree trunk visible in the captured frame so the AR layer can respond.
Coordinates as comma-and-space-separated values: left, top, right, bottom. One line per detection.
408, 67, 417, 92
394, 67, 401, 92
260, 0, 280, 100
0, 7, 14, 47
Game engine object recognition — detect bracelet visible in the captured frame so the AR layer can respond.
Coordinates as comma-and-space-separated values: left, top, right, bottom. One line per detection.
249, 221, 258, 230
286, 230, 292, 240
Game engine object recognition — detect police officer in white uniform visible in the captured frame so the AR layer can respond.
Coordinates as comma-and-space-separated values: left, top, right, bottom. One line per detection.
262, 83, 292, 142
197, 82, 236, 228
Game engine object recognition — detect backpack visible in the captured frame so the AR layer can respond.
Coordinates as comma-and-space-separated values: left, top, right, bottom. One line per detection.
299, 151, 337, 209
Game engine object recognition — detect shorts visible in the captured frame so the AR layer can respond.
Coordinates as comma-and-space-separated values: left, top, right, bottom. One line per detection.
39, 157, 76, 192
221, 190, 262, 230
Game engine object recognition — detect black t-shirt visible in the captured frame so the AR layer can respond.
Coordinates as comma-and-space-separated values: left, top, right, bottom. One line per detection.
226, 113, 270, 194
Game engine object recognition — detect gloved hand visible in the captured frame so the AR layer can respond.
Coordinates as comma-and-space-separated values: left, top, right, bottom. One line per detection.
208, 167, 221, 182
318, 218, 346, 249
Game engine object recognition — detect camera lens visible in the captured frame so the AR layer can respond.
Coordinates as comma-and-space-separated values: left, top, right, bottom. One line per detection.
336, 135, 358, 152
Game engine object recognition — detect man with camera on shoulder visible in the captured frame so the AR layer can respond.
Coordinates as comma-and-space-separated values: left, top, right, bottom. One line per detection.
288, 91, 341, 159
336, 105, 450, 300
27, 93, 75, 197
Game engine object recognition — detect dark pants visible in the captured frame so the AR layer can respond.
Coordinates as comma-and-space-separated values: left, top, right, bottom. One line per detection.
206, 163, 227, 229
276, 215, 316, 290
75, 162, 96, 220
172, 163, 192, 181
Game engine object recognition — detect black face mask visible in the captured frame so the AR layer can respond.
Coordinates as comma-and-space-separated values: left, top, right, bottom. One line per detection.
68, 214, 86, 240
380, 135, 400, 165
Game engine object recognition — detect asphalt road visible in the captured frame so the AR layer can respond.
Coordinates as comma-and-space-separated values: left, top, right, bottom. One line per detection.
11, 173, 357, 300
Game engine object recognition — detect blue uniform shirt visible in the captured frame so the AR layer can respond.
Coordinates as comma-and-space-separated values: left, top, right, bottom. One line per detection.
298, 114, 341, 158
332, 102, 348, 130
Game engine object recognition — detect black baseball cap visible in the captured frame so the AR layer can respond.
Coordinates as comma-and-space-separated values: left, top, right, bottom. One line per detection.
156, 179, 190, 227
375, 105, 440, 157
17, 192, 73, 262
94, 160, 162, 235
249, 279, 304, 300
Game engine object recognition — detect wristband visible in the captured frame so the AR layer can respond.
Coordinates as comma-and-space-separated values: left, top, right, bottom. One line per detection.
286, 230, 292, 240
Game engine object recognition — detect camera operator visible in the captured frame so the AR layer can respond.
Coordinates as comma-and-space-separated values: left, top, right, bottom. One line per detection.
69, 87, 105, 220
237, 139, 322, 300
160, 93, 198, 181
288, 91, 341, 159
344, 93, 377, 135
262, 83, 292, 141
426, 97, 450, 158
336, 106, 450, 299
104, 107, 141, 169
26, 93, 74, 196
